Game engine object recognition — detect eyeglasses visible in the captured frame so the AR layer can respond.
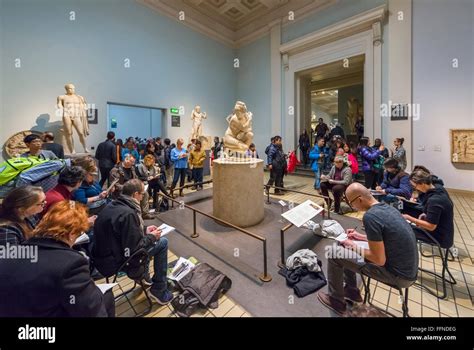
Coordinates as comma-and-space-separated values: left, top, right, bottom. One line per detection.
36, 200, 47, 208
347, 195, 361, 205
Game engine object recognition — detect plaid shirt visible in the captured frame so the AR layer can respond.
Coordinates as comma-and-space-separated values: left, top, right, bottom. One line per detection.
0, 217, 38, 246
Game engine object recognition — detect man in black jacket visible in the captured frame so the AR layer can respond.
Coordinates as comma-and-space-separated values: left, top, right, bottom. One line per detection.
42, 132, 65, 159
93, 179, 173, 305
95, 131, 118, 187
266, 136, 287, 195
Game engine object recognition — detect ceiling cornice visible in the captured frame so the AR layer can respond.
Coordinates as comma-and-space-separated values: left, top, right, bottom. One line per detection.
136, 0, 339, 48
280, 4, 387, 55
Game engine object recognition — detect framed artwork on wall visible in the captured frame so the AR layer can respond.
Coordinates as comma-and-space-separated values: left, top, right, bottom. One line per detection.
87, 108, 98, 124
171, 115, 180, 127
451, 129, 474, 164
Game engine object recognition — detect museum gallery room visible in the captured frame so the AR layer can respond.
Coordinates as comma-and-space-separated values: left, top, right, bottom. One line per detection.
0, 0, 473, 323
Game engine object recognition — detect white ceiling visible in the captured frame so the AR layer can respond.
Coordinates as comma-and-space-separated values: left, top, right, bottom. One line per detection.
137, 0, 338, 47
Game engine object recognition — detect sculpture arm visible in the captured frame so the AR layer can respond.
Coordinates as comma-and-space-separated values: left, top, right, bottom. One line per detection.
56, 96, 63, 110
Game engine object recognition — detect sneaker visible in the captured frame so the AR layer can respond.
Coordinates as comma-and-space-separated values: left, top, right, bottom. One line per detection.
142, 273, 153, 287
344, 286, 363, 303
149, 289, 174, 305
317, 292, 347, 316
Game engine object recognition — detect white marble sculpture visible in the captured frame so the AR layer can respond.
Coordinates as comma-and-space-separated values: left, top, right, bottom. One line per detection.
223, 101, 254, 153
57, 83, 89, 154
190, 105, 207, 140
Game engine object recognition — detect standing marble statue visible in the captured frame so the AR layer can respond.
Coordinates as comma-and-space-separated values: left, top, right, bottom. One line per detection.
190, 105, 207, 140
223, 101, 254, 153
57, 83, 89, 154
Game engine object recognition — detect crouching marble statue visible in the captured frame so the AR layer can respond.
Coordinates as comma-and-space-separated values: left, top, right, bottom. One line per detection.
223, 101, 254, 154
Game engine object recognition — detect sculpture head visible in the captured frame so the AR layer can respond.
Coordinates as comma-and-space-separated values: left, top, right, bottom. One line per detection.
233, 101, 247, 116
195, 106, 201, 113
64, 83, 75, 95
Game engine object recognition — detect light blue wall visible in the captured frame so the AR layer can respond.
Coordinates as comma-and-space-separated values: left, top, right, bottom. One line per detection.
282, 0, 388, 44
108, 104, 163, 141
0, 0, 236, 158
236, 35, 271, 156
412, 0, 474, 191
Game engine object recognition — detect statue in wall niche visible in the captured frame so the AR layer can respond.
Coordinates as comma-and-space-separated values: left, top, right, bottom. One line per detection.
223, 101, 254, 153
346, 97, 363, 135
190, 105, 207, 140
57, 83, 89, 154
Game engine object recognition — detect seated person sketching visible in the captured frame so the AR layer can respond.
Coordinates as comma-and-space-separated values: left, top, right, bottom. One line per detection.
374, 158, 412, 203
403, 169, 454, 249
93, 179, 173, 305
317, 183, 418, 316
73, 167, 109, 215
0, 201, 115, 317
136, 154, 169, 209
320, 156, 352, 215
109, 154, 155, 220
0, 186, 45, 246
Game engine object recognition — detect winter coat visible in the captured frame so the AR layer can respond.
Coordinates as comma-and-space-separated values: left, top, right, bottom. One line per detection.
358, 146, 381, 172
0, 237, 108, 317
327, 165, 353, 186
309, 145, 328, 172
267, 144, 287, 170
93, 196, 157, 278
380, 170, 412, 199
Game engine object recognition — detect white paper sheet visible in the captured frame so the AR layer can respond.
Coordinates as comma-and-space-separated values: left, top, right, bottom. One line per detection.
168, 257, 195, 281
74, 233, 89, 245
158, 223, 175, 237
281, 200, 324, 227
96, 283, 117, 294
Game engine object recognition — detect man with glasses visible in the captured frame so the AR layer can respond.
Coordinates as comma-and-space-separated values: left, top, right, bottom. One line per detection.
21, 134, 58, 160
317, 182, 418, 315
93, 179, 173, 305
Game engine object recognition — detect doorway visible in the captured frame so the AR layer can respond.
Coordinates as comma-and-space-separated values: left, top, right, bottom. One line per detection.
107, 102, 167, 141
298, 54, 365, 146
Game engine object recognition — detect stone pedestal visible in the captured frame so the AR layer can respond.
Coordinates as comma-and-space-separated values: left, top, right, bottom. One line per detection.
212, 158, 264, 228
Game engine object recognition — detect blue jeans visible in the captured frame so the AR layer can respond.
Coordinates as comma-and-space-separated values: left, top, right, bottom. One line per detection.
147, 237, 169, 293
192, 167, 204, 187
314, 168, 321, 189
172, 168, 187, 188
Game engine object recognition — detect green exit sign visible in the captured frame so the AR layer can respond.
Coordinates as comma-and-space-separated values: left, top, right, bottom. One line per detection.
170, 107, 179, 114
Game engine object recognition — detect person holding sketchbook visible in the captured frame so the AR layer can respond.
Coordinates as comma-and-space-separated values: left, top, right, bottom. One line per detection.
319, 155, 352, 215
0, 201, 115, 317
317, 182, 418, 316
93, 179, 173, 305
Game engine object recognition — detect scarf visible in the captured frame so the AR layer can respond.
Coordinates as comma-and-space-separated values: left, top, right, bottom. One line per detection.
119, 194, 144, 232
